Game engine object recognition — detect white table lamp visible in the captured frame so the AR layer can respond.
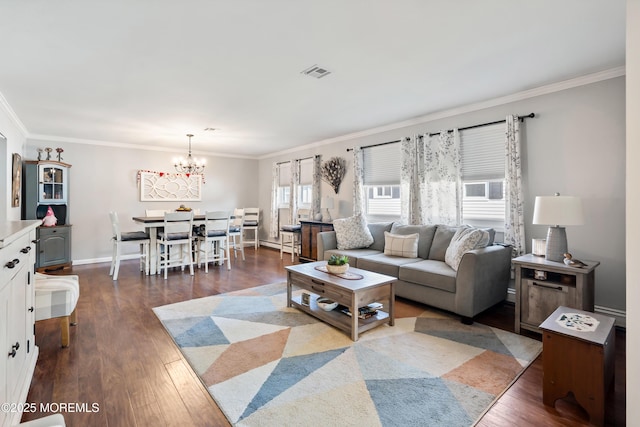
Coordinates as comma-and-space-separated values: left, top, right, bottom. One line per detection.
321, 196, 334, 222
532, 193, 584, 262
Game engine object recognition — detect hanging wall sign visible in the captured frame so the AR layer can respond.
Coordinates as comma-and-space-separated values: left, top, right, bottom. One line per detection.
138, 170, 202, 201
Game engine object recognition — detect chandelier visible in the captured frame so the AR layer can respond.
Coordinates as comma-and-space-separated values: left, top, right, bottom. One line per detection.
174, 133, 205, 174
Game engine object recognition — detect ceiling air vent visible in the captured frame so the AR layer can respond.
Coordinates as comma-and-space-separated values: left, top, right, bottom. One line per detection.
301, 64, 331, 79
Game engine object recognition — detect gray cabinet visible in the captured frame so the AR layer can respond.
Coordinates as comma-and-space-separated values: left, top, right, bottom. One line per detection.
21, 160, 72, 271
513, 254, 599, 334
37, 225, 72, 270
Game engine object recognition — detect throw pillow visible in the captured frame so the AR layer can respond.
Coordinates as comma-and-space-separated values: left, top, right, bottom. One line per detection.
444, 227, 491, 271
332, 214, 374, 250
383, 232, 419, 258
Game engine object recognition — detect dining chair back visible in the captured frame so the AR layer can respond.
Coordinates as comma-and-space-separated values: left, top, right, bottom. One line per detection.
196, 211, 231, 272
109, 211, 150, 280
157, 211, 194, 279
228, 208, 245, 261
280, 208, 311, 261
243, 207, 260, 250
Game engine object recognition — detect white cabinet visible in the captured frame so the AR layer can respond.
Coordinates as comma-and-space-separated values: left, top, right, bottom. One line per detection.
0, 221, 39, 427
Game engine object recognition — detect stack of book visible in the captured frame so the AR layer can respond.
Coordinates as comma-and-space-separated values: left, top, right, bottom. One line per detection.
340, 302, 383, 319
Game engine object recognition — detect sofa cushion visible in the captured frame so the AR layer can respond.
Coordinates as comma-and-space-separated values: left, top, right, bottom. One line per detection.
384, 232, 419, 258
367, 222, 394, 251
428, 225, 459, 261
389, 224, 437, 259
445, 227, 491, 271
357, 253, 422, 278
399, 259, 457, 293
333, 214, 375, 250
323, 248, 382, 268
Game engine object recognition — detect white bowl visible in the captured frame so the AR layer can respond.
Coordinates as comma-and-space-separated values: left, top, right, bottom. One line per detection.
316, 297, 338, 311
326, 263, 349, 274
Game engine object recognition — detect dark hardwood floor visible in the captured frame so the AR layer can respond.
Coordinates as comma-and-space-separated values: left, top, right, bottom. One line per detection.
22, 247, 625, 426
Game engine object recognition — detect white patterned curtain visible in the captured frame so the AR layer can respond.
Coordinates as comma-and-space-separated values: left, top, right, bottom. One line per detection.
289, 159, 300, 224
504, 115, 526, 256
352, 147, 365, 215
423, 130, 462, 225
269, 162, 279, 238
400, 135, 426, 224
312, 155, 322, 219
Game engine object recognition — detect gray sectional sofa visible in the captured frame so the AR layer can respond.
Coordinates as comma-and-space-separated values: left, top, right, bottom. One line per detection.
317, 222, 512, 323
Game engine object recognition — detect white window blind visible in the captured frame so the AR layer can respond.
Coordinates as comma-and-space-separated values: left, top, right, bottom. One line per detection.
300, 158, 313, 185
363, 143, 401, 185
460, 123, 504, 180
278, 162, 291, 186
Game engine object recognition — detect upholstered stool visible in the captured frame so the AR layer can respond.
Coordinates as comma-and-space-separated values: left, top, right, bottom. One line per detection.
34, 273, 80, 348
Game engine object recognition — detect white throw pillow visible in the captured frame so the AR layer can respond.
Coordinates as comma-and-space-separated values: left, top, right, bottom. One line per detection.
384, 232, 419, 258
445, 227, 491, 271
333, 214, 374, 250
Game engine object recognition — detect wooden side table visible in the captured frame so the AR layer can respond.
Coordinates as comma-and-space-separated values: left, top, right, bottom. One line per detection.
540, 306, 615, 427
513, 254, 599, 333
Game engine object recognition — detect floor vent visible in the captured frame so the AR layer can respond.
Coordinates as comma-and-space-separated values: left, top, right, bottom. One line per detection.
301, 64, 331, 79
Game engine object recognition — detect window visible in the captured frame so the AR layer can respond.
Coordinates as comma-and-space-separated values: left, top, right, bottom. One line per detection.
460, 123, 505, 229
298, 158, 313, 207
277, 163, 291, 208
363, 143, 401, 219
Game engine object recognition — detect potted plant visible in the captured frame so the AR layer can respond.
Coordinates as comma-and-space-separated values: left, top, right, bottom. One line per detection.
326, 255, 349, 274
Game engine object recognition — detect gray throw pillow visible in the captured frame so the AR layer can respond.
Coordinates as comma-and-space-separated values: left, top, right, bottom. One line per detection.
428, 225, 459, 261
367, 222, 394, 251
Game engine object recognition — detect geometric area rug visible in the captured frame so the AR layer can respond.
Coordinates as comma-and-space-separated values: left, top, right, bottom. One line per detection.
153, 282, 542, 427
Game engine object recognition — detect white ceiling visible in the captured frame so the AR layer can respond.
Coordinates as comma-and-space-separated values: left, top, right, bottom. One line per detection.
0, 1, 625, 158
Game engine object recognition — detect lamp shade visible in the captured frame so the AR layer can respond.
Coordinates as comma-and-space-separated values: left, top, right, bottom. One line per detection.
532, 195, 584, 226
321, 196, 334, 209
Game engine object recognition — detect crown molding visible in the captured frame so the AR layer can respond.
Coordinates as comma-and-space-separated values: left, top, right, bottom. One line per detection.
0, 91, 29, 137
260, 66, 626, 160
27, 133, 256, 160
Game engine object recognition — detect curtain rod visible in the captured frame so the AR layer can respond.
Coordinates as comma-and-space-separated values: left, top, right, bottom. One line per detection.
426, 112, 535, 137
346, 113, 535, 150
346, 138, 407, 152
276, 155, 319, 165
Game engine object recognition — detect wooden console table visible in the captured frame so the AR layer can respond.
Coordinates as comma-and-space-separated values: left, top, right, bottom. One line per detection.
299, 220, 333, 262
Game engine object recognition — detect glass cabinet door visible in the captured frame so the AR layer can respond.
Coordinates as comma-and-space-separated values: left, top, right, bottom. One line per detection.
39, 164, 68, 203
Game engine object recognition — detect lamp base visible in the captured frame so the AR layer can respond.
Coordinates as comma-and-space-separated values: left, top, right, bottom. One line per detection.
322, 208, 332, 223
545, 226, 567, 263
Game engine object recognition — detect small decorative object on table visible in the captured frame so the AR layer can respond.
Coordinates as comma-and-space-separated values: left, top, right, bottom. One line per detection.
563, 252, 588, 268
176, 204, 192, 211
326, 254, 349, 274
316, 297, 338, 311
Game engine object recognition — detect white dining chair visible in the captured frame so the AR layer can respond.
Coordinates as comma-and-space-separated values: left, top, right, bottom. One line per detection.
157, 211, 194, 279
228, 208, 245, 261
280, 208, 311, 261
109, 211, 150, 280
196, 211, 231, 272
243, 207, 260, 250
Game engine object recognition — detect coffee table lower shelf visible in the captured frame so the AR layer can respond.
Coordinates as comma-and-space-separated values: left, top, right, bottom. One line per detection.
290, 294, 391, 339
285, 262, 395, 341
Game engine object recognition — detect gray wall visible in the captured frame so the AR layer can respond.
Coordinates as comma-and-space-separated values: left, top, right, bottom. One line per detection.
0, 105, 27, 222
23, 140, 259, 262
258, 76, 626, 313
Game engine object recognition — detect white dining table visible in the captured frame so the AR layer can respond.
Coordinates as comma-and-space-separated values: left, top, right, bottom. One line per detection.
132, 214, 206, 275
